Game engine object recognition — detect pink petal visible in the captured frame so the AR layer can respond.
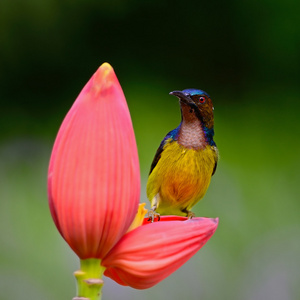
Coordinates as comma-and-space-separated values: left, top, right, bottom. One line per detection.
48, 63, 140, 259
142, 215, 189, 224
102, 217, 218, 289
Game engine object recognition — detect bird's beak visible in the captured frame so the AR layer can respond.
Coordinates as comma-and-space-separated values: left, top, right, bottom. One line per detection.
169, 90, 193, 105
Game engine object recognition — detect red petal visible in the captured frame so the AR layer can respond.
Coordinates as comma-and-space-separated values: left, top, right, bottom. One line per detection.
48, 63, 140, 259
142, 215, 188, 225
102, 217, 218, 289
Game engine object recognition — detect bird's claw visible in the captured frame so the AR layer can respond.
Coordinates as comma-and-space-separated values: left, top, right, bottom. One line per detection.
146, 209, 160, 222
186, 211, 196, 219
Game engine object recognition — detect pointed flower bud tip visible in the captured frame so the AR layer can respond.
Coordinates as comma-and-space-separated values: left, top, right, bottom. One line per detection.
90, 63, 116, 95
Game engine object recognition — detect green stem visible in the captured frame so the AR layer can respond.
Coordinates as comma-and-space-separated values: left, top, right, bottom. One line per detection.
73, 258, 105, 300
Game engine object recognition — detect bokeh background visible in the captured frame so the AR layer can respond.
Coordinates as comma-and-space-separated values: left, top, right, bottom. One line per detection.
1, 1, 299, 299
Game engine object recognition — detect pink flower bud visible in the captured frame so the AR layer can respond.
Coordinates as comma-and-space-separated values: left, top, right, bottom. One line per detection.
48, 63, 140, 259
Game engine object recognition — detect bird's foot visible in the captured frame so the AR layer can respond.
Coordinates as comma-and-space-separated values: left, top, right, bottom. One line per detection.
186, 211, 196, 219
146, 209, 160, 223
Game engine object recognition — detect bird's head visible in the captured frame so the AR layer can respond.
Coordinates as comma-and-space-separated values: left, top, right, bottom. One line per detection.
169, 88, 214, 129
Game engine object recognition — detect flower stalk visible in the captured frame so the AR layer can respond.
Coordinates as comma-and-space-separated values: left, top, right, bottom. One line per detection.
73, 259, 105, 300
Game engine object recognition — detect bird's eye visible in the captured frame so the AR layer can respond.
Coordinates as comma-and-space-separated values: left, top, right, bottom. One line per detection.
199, 96, 206, 103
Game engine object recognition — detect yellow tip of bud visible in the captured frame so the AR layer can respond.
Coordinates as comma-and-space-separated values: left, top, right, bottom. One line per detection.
91, 62, 116, 95
98, 62, 113, 78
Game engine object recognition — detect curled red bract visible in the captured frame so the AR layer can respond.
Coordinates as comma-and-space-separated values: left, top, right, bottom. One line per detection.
103, 217, 218, 289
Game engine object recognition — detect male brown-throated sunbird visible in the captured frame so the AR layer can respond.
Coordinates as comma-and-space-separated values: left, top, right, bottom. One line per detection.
146, 88, 218, 220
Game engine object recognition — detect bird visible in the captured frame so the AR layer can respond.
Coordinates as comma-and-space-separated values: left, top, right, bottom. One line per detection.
146, 88, 218, 220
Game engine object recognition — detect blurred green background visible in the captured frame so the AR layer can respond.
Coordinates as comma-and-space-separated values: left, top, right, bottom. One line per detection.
1, 1, 299, 299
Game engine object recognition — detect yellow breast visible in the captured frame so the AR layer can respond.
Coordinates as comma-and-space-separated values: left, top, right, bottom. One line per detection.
146, 140, 217, 215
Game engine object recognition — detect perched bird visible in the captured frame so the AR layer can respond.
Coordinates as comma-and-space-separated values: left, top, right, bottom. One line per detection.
146, 88, 218, 219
